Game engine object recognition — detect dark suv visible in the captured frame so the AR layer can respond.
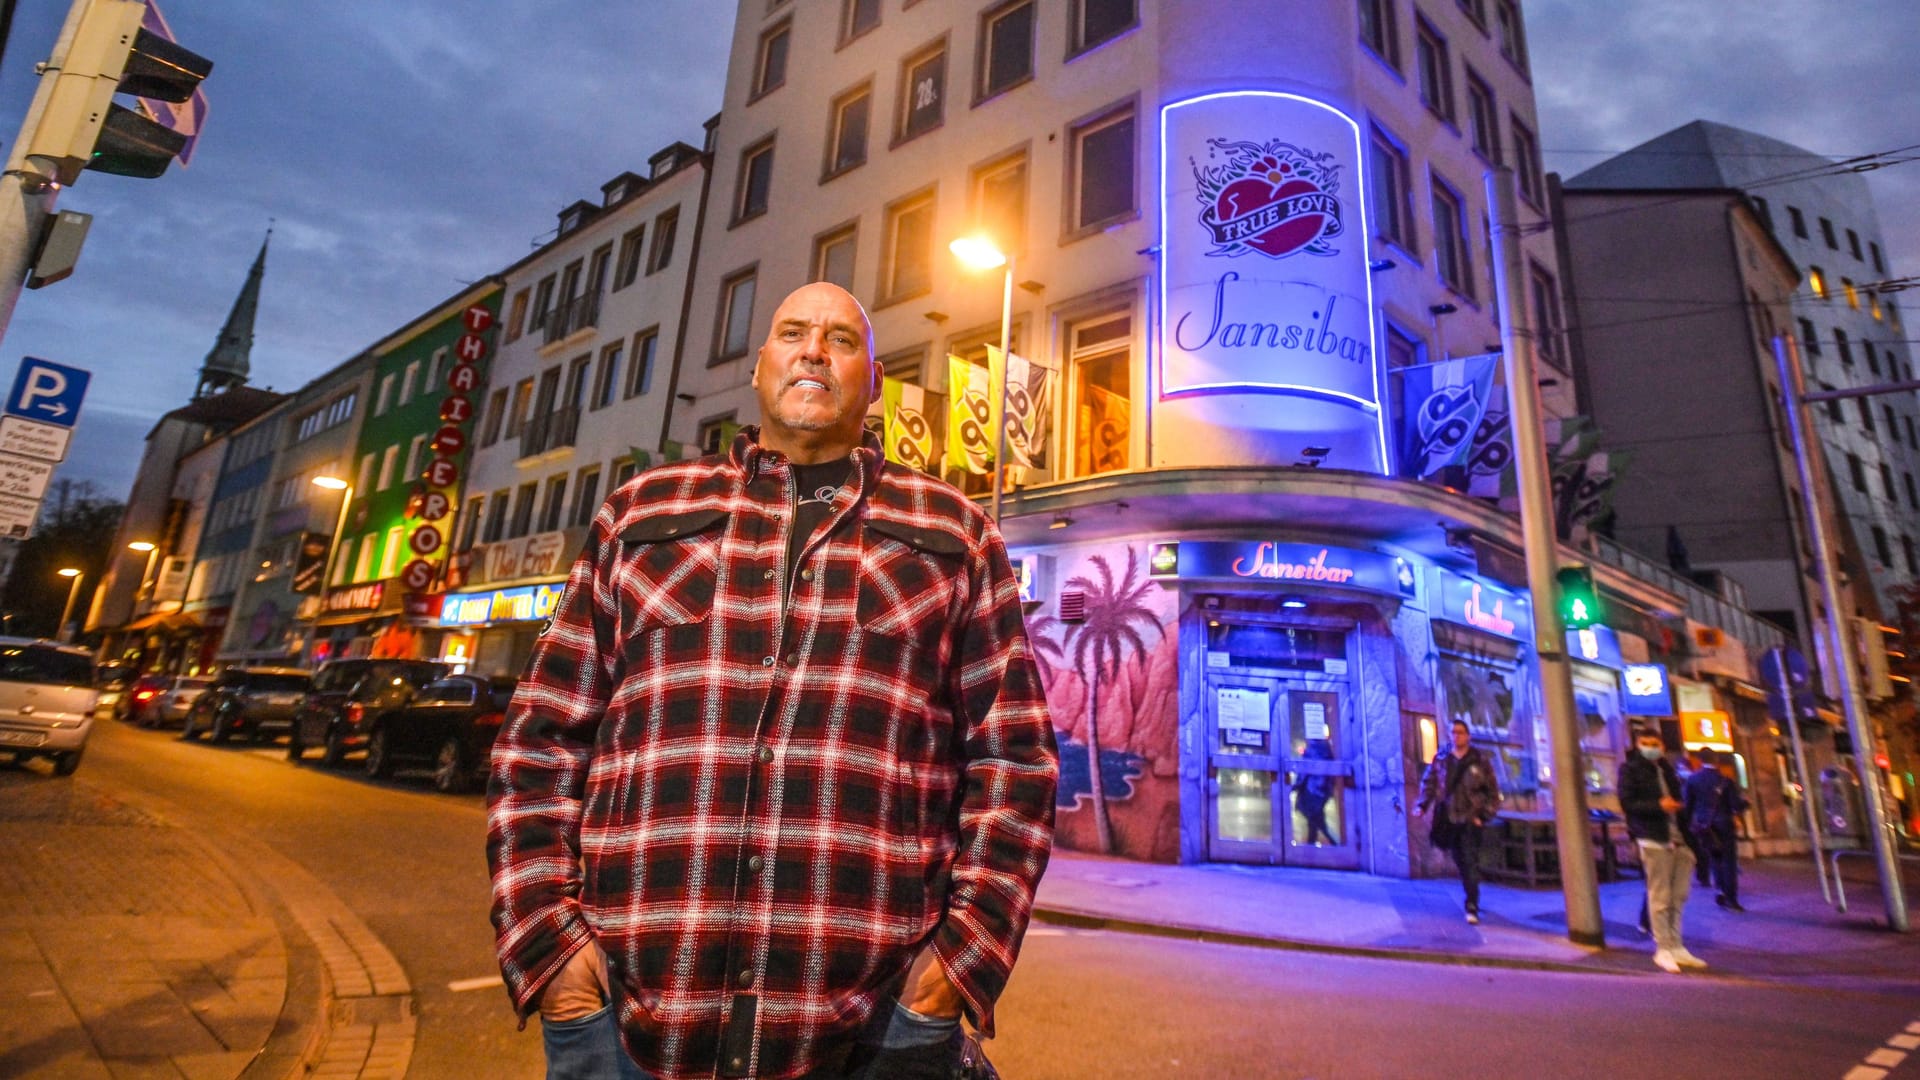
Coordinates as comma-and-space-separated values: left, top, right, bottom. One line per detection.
181, 667, 312, 743
287, 658, 448, 766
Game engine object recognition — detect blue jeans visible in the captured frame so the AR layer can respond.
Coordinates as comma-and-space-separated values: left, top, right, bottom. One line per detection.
542, 1001, 961, 1080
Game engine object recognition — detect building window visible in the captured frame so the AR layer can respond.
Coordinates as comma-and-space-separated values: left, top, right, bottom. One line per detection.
1883, 462, 1897, 500
1906, 536, 1918, 576
506, 378, 534, 437
1384, 322, 1425, 368
1819, 216, 1838, 250
375, 374, 396, 417
505, 289, 529, 342
1465, 69, 1498, 162
613, 458, 639, 488
735, 137, 775, 223
509, 482, 538, 539
646, 208, 679, 274
715, 267, 759, 360
331, 540, 352, 586
1849, 453, 1867, 493
1872, 525, 1892, 567
481, 388, 508, 447
572, 467, 602, 529
1866, 340, 1881, 375
1808, 266, 1828, 298
1457, 0, 1487, 27
1799, 318, 1821, 357
1369, 126, 1414, 251
841, 0, 880, 43
1887, 405, 1899, 437
593, 341, 623, 411
971, 150, 1028, 255
1822, 386, 1842, 424
1847, 228, 1863, 261
698, 415, 738, 456
530, 275, 556, 334
1068, 104, 1136, 235
1907, 415, 1916, 450
1530, 261, 1562, 365
1071, 0, 1137, 56
1788, 205, 1808, 239
1871, 241, 1885, 274
1510, 117, 1543, 206
627, 328, 659, 398
355, 453, 375, 495
539, 474, 569, 534
398, 361, 419, 406
354, 535, 377, 582
426, 347, 447, 391
1414, 17, 1453, 121
752, 19, 790, 99
1493, 0, 1526, 71
1835, 328, 1853, 366
897, 40, 948, 144
880, 189, 936, 303
482, 490, 509, 544
825, 83, 871, 179
1750, 195, 1772, 233
1069, 311, 1132, 477
1430, 175, 1472, 298
379, 526, 404, 580
978, 0, 1034, 100
457, 496, 483, 553
405, 434, 427, 483
1906, 472, 1917, 510
1358, 0, 1400, 69
1860, 397, 1876, 433
614, 226, 645, 291
1842, 278, 1860, 310
377, 445, 400, 491
812, 223, 858, 290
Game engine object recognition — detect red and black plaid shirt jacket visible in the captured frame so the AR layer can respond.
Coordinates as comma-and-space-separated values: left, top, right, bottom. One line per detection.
487, 430, 1057, 1080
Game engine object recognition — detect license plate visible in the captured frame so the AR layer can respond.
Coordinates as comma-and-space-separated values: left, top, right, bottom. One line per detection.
0, 730, 46, 747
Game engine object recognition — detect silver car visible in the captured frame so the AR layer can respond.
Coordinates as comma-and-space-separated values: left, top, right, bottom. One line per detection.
0, 638, 100, 776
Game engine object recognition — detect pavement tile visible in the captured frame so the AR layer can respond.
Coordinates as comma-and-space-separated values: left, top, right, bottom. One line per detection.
171, 1050, 256, 1080
103, 1057, 188, 1079
69, 981, 224, 1058
0, 928, 44, 961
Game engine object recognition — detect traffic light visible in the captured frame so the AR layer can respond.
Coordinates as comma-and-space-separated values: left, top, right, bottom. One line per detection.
1555, 564, 1602, 629
25, 0, 211, 184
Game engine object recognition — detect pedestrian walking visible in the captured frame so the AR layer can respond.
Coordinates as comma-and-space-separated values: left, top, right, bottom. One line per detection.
1677, 750, 1711, 884
1619, 726, 1704, 973
486, 282, 1059, 1080
1415, 719, 1502, 925
1684, 747, 1749, 912
1293, 738, 1336, 846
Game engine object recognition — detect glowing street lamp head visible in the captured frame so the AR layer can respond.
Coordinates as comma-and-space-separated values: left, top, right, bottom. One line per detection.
311, 475, 349, 491
949, 235, 1008, 272
57, 568, 81, 578
127, 541, 156, 553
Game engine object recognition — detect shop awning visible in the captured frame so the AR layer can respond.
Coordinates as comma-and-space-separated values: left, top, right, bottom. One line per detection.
120, 611, 202, 634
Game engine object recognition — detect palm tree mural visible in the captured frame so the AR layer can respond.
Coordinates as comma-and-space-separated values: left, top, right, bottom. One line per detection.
1063, 548, 1163, 854
1024, 612, 1065, 686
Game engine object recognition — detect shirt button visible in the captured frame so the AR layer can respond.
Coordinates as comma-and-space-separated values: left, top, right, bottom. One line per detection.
761, 656, 775, 667
763, 568, 775, 580
784, 653, 799, 666
757, 746, 774, 764
800, 568, 814, 582
748, 855, 764, 872
738, 969, 754, 986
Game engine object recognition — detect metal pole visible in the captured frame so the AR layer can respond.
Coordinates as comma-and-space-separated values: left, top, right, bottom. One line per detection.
1773, 333, 1909, 930
1773, 646, 1831, 903
135, 546, 158, 608
57, 572, 82, 643
315, 484, 354, 645
1487, 167, 1604, 947
0, 0, 90, 353
989, 255, 1014, 524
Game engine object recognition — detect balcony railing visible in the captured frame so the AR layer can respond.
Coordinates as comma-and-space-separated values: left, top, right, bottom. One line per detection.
518, 406, 581, 459
542, 291, 601, 345
1589, 535, 1788, 660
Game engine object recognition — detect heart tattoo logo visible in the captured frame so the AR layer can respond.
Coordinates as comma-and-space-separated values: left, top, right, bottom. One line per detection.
1193, 138, 1344, 260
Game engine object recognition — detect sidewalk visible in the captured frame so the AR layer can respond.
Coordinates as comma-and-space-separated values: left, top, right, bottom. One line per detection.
0, 766, 289, 1078
1034, 847, 1920, 984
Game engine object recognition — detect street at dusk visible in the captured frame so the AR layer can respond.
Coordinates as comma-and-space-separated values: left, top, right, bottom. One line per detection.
0, 1, 1918, 1078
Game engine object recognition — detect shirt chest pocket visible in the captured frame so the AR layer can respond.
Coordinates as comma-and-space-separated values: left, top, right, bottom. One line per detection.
855, 518, 967, 655
615, 508, 729, 634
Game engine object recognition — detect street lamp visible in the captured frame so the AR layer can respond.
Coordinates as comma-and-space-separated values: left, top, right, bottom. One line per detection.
311, 475, 355, 636
126, 541, 160, 607
949, 234, 1015, 523
56, 568, 82, 644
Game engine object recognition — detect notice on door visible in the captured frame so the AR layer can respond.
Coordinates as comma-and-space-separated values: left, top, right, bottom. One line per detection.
1217, 686, 1272, 748
1302, 700, 1330, 740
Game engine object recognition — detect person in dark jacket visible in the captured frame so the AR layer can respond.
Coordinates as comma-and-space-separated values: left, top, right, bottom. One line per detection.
1684, 747, 1749, 911
1415, 720, 1502, 924
1619, 727, 1704, 973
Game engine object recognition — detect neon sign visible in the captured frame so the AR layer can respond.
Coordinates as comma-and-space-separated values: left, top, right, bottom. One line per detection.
1231, 544, 1356, 583
1622, 663, 1674, 716
1159, 91, 1386, 473
1150, 540, 1413, 598
1436, 572, 1530, 642
1462, 582, 1516, 636
438, 583, 564, 627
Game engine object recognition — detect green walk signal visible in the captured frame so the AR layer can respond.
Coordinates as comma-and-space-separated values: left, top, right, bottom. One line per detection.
1555, 564, 1602, 629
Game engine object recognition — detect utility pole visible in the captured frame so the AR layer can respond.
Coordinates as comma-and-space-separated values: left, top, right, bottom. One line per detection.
1774, 333, 1909, 931
0, 0, 91, 354
1488, 166, 1604, 947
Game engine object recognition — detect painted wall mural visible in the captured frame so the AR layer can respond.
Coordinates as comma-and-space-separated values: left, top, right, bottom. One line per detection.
1026, 543, 1182, 861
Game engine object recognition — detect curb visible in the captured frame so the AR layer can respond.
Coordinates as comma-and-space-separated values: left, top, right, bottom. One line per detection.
1029, 905, 1639, 978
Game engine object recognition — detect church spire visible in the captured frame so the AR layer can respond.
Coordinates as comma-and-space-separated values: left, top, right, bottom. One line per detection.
196, 228, 269, 399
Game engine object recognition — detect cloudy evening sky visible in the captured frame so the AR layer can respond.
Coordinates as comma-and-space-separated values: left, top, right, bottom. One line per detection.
0, 1, 1911, 501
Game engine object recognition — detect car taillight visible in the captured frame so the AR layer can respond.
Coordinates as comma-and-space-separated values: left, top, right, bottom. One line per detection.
475, 712, 505, 728
346, 703, 365, 723
134, 690, 159, 700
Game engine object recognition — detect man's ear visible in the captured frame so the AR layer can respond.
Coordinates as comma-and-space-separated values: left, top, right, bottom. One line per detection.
751, 348, 764, 389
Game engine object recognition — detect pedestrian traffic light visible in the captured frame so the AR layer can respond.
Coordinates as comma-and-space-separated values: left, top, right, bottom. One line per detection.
1556, 564, 1602, 629
24, 0, 211, 184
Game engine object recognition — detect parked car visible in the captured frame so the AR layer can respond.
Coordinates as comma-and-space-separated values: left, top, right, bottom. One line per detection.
287, 658, 448, 766
0, 638, 100, 775
130, 674, 214, 729
93, 661, 134, 721
181, 667, 312, 743
121, 673, 172, 725
362, 674, 517, 792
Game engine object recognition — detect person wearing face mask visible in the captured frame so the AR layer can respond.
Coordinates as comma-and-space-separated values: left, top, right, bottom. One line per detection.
1618, 726, 1704, 973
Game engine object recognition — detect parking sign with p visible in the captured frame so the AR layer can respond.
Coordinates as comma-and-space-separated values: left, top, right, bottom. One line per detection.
6, 357, 91, 428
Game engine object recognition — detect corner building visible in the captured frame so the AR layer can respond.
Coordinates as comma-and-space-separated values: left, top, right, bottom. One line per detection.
661, 0, 1758, 878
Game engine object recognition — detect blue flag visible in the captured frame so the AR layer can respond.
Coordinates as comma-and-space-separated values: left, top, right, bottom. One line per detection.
1396, 353, 1498, 480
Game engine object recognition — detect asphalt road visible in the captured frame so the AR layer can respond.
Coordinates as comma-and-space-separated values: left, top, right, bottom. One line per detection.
81, 718, 1920, 1079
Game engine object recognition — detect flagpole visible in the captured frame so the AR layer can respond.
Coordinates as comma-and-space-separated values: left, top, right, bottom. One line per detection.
990, 254, 1014, 524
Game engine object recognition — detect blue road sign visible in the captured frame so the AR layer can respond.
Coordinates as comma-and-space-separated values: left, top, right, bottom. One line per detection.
5, 357, 90, 429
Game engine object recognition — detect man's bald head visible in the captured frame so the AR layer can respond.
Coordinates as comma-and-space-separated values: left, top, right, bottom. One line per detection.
751, 282, 880, 463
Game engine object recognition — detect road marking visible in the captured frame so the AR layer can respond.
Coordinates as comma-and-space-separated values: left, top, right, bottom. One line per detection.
448, 975, 505, 992
1842, 1067, 1887, 1080
1026, 927, 1068, 936
1865, 1049, 1907, 1069
1890, 1035, 1920, 1051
